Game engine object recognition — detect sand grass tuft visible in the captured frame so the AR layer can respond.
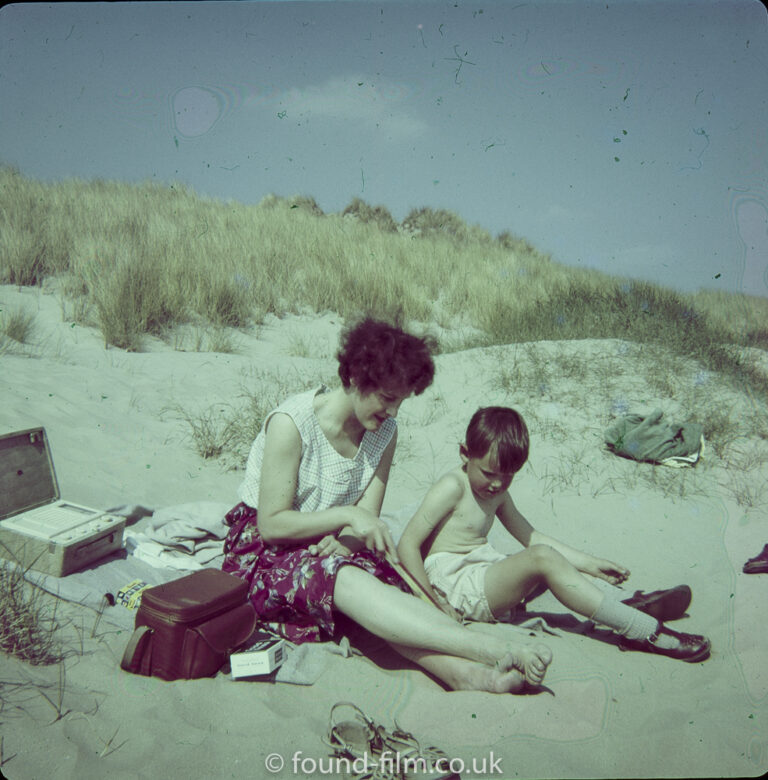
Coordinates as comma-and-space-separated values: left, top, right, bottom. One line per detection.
0, 558, 64, 666
0, 306, 36, 344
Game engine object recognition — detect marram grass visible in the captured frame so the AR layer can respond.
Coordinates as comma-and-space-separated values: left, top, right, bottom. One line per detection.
1, 164, 766, 402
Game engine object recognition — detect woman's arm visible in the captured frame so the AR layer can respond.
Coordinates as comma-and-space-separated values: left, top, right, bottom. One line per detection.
256, 413, 378, 544
257, 413, 398, 560
338, 430, 399, 560
355, 429, 397, 516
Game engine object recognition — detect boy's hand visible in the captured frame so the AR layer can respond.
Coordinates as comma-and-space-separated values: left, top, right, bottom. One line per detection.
586, 557, 630, 585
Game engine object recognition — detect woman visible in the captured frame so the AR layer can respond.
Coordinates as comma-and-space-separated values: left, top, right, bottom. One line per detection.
222, 318, 551, 692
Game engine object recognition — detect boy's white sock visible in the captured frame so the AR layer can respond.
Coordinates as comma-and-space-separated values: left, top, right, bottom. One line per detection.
590, 594, 660, 642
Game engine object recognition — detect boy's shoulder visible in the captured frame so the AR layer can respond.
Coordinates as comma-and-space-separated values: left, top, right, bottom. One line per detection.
431, 467, 467, 503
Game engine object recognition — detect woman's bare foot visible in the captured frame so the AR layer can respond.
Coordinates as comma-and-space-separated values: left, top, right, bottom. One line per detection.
451, 661, 527, 694
496, 642, 552, 687
390, 644, 533, 694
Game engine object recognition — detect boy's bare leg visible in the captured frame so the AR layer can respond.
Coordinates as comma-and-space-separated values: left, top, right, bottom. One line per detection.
484, 544, 605, 619
333, 564, 552, 683
483, 545, 711, 660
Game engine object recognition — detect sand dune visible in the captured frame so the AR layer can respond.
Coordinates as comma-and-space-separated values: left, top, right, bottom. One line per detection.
1, 283, 766, 779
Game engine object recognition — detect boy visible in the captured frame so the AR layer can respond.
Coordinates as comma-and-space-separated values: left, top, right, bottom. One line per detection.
397, 406, 711, 662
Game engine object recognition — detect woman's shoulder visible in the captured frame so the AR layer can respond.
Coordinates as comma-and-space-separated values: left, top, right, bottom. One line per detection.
272, 385, 325, 418
264, 385, 326, 442
263, 410, 302, 445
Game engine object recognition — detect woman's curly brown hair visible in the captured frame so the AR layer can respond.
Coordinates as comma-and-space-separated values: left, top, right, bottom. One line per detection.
337, 318, 436, 396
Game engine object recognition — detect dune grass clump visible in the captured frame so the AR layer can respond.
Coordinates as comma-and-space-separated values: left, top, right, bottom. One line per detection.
168, 403, 241, 460
0, 561, 64, 666
170, 323, 239, 354
496, 230, 550, 261
0, 169, 74, 285
478, 277, 767, 401
170, 365, 337, 468
401, 205, 493, 244
342, 197, 398, 233
0, 305, 37, 357
258, 192, 324, 216
0, 306, 36, 348
743, 327, 768, 349
73, 249, 188, 351
479, 278, 710, 344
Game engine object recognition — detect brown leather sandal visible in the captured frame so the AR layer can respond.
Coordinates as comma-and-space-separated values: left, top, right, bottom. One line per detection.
324, 701, 384, 761
743, 544, 768, 574
324, 702, 459, 780
621, 585, 691, 620
619, 624, 711, 662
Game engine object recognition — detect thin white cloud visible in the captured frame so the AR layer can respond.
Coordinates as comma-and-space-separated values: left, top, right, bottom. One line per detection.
267, 75, 427, 139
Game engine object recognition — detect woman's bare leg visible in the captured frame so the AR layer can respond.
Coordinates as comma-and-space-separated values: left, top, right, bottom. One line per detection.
333, 565, 551, 684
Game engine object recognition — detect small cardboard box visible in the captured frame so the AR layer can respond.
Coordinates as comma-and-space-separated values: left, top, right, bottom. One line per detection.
0, 427, 125, 577
230, 632, 287, 679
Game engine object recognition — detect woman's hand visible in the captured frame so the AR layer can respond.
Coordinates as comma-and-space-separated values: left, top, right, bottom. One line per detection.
308, 534, 353, 557
343, 506, 399, 563
584, 556, 630, 585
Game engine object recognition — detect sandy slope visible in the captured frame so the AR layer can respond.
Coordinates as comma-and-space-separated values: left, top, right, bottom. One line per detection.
1, 283, 766, 779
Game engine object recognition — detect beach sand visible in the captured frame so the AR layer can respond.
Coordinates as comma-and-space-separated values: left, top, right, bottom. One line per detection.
1, 283, 766, 779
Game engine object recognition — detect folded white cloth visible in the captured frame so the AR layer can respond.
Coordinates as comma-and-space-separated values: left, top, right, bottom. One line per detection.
124, 531, 218, 570
149, 501, 230, 533
124, 502, 231, 570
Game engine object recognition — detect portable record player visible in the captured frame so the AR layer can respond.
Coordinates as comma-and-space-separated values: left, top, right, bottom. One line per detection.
0, 427, 125, 577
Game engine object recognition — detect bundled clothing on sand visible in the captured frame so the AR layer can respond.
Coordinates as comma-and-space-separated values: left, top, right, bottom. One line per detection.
222, 387, 409, 643
604, 408, 704, 466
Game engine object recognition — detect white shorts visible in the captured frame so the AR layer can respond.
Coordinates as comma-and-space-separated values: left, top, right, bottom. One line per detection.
424, 543, 510, 623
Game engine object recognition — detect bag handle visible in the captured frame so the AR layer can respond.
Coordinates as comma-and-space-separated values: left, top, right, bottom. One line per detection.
120, 624, 153, 675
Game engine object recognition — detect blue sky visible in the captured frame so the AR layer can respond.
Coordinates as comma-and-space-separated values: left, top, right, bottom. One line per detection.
1, 0, 767, 297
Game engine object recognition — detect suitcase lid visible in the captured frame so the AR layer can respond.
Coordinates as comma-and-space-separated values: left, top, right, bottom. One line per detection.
140, 569, 248, 622
0, 427, 60, 521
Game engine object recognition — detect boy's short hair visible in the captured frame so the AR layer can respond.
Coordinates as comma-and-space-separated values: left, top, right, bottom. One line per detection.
465, 406, 529, 473
337, 318, 436, 396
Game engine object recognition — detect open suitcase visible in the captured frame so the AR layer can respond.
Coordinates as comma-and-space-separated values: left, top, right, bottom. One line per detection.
120, 568, 258, 680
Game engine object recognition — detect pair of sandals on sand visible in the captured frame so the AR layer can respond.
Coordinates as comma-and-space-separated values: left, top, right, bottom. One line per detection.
325, 702, 459, 780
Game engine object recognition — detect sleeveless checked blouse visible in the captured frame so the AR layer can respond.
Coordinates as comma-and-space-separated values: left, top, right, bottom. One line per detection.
238, 385, 397, 510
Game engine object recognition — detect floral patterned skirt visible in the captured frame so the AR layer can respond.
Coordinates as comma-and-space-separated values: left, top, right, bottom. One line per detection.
221, 502, 410, 644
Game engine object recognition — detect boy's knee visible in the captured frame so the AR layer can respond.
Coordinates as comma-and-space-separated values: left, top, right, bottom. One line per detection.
527, 544, 563, 571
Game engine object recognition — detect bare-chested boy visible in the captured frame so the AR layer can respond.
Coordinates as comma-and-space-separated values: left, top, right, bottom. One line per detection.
397, 406, 711, 663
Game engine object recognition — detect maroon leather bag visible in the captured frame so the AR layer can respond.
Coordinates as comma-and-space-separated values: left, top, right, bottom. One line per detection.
120, 569, 257, 681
